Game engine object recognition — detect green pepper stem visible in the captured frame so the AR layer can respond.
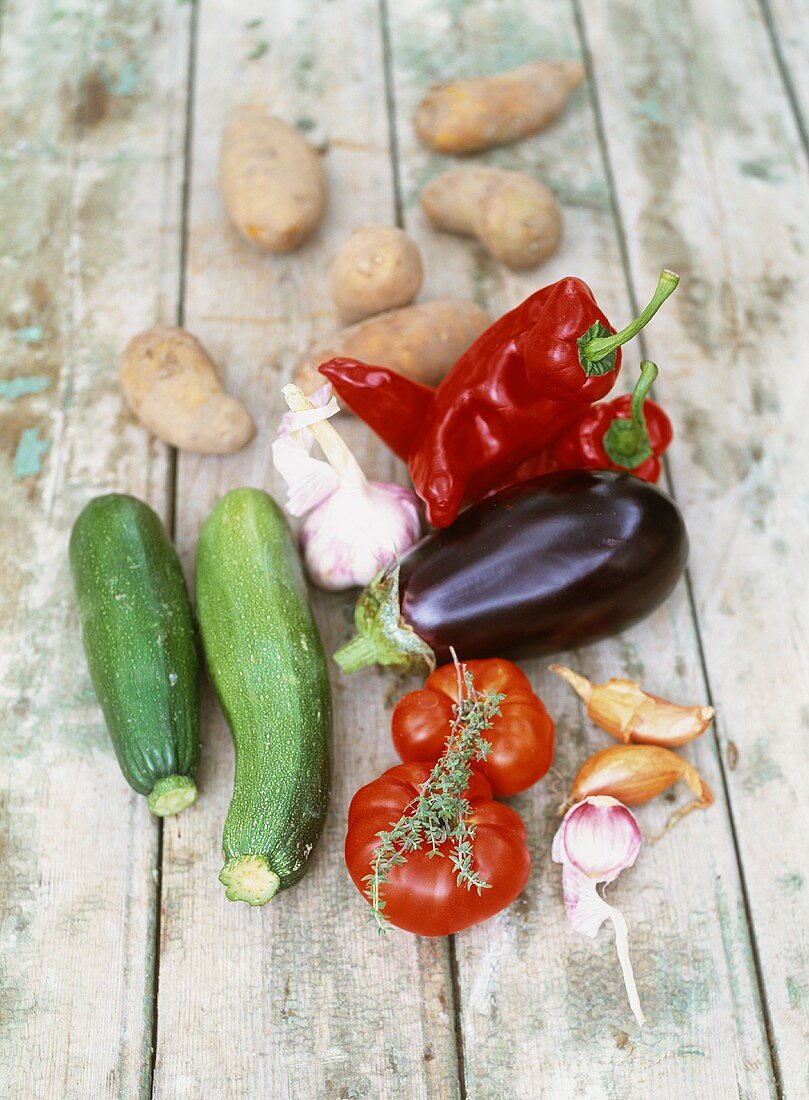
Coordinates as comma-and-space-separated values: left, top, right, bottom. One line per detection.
583, 270, 679, 365
603, 360, 658, 468
628, 360, 658, 434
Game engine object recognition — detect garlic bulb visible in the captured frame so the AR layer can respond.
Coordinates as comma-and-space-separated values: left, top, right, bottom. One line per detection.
552, 795, 645, 1026
272, 384, 421, 590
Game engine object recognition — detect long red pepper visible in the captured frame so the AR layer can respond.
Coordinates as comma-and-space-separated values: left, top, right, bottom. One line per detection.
321, 271, 678, 527
505, 360, 673, 486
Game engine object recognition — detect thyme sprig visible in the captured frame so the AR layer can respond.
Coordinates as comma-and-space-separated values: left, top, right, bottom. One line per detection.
364, 662, 506, 932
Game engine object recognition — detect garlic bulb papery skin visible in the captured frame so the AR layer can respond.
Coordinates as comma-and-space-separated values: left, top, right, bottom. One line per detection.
273, 384, 422, 590
552, 795, 645, 1026
301, 479, 421, 590
272, 384, 342, 516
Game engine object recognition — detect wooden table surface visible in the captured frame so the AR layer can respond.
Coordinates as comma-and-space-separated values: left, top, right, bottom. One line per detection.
2, 1, 808, 1097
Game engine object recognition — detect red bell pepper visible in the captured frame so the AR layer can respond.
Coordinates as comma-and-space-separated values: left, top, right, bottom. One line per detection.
321, 271, 678, 527
505, 360, 673, 486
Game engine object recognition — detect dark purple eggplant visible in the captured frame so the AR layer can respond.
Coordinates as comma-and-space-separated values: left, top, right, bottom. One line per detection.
333, 470, 688, 673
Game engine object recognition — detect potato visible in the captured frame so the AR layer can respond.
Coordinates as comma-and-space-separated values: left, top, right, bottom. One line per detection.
218, 108, 326, 252
120, 326, 255, 454
420, 167, 562, 271
293, 299, 491, 395
414, 60, 586, 154
329, 226, 423, 323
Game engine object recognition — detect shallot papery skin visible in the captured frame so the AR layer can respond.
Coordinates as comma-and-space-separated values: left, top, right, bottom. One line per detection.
550, 664, 715, 747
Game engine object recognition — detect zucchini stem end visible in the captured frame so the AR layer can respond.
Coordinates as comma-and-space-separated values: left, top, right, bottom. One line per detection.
148, 775, 198, 817
219, 855, 281, 905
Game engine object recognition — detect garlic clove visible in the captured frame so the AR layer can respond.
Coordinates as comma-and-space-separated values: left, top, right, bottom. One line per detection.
552, 796, 644, 1027
555, 795, 641, 883
550, 664, 714, 747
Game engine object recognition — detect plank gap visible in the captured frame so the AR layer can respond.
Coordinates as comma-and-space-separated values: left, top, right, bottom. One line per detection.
380, 9, 465, 1094
379, 0, 405, 228
448, 935, 468, 1100
756, 0, 809, 167
570, 1, 784, 1093
146, 820, 165, 1100
177, 0, 201, 333
149, 3, 200, 1096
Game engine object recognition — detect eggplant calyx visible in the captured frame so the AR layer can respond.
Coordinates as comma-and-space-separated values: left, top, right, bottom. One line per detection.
332, 565, 436, 674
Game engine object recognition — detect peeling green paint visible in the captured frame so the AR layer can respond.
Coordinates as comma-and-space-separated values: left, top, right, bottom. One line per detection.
246, 39, 269, 62
740, 738, 786, 794
108, 60, 140, 97
635, 96, 666, 124
12, 427, 51, 479
778, 870, 804, 893
13, 325, 44, 343
786, 975, 805, 1009
0, 377, 50, 400
739, 156, 786, 182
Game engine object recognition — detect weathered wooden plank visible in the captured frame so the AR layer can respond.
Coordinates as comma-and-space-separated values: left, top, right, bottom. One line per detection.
764, 0, 809, 142
385, 2, 775, 1096
0, 1, 190, 1097
579, 0, 809, 1093
153, 3, 458, 1097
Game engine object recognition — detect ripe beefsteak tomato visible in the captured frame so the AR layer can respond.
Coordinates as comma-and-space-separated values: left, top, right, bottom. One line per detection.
345, 762, 531, 936
391, 659, 555, 797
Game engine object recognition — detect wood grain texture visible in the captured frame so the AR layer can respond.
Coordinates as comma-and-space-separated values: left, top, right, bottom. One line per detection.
385, 1, 775, 1096
0, 0, 189, 1096
152, 3, 458, 1097
579, 0, 809, 1092
764, 0, 809, 140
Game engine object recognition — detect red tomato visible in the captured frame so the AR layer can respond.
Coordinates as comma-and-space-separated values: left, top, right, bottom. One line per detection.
391, 659, 555, 797
345, 762, 530, 936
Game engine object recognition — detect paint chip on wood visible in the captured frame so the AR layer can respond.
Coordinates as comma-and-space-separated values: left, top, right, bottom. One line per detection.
13, 427, 51, 479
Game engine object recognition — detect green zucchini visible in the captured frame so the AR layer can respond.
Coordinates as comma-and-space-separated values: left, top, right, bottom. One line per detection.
69, 494, 200, 816
195, 488, 331, 905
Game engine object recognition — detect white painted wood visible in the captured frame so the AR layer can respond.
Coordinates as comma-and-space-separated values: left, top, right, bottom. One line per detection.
153, 3, 458, 1097
386, 2, 775, 1096
0, 0, 189, 1096
579, 0, 809, 1092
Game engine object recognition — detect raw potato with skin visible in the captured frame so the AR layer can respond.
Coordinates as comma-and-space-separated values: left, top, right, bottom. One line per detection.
219, 108, 326, 252
421, 167, 562, 270
120, 326, 255, 455
330, 226, 424, 323
293, 299, 491, 394
414, 60, 586, 154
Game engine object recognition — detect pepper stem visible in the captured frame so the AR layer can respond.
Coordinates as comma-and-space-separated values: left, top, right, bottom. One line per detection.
579, 270, 679, 374
602, 361, 658, 470
282, 384, 367, 486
